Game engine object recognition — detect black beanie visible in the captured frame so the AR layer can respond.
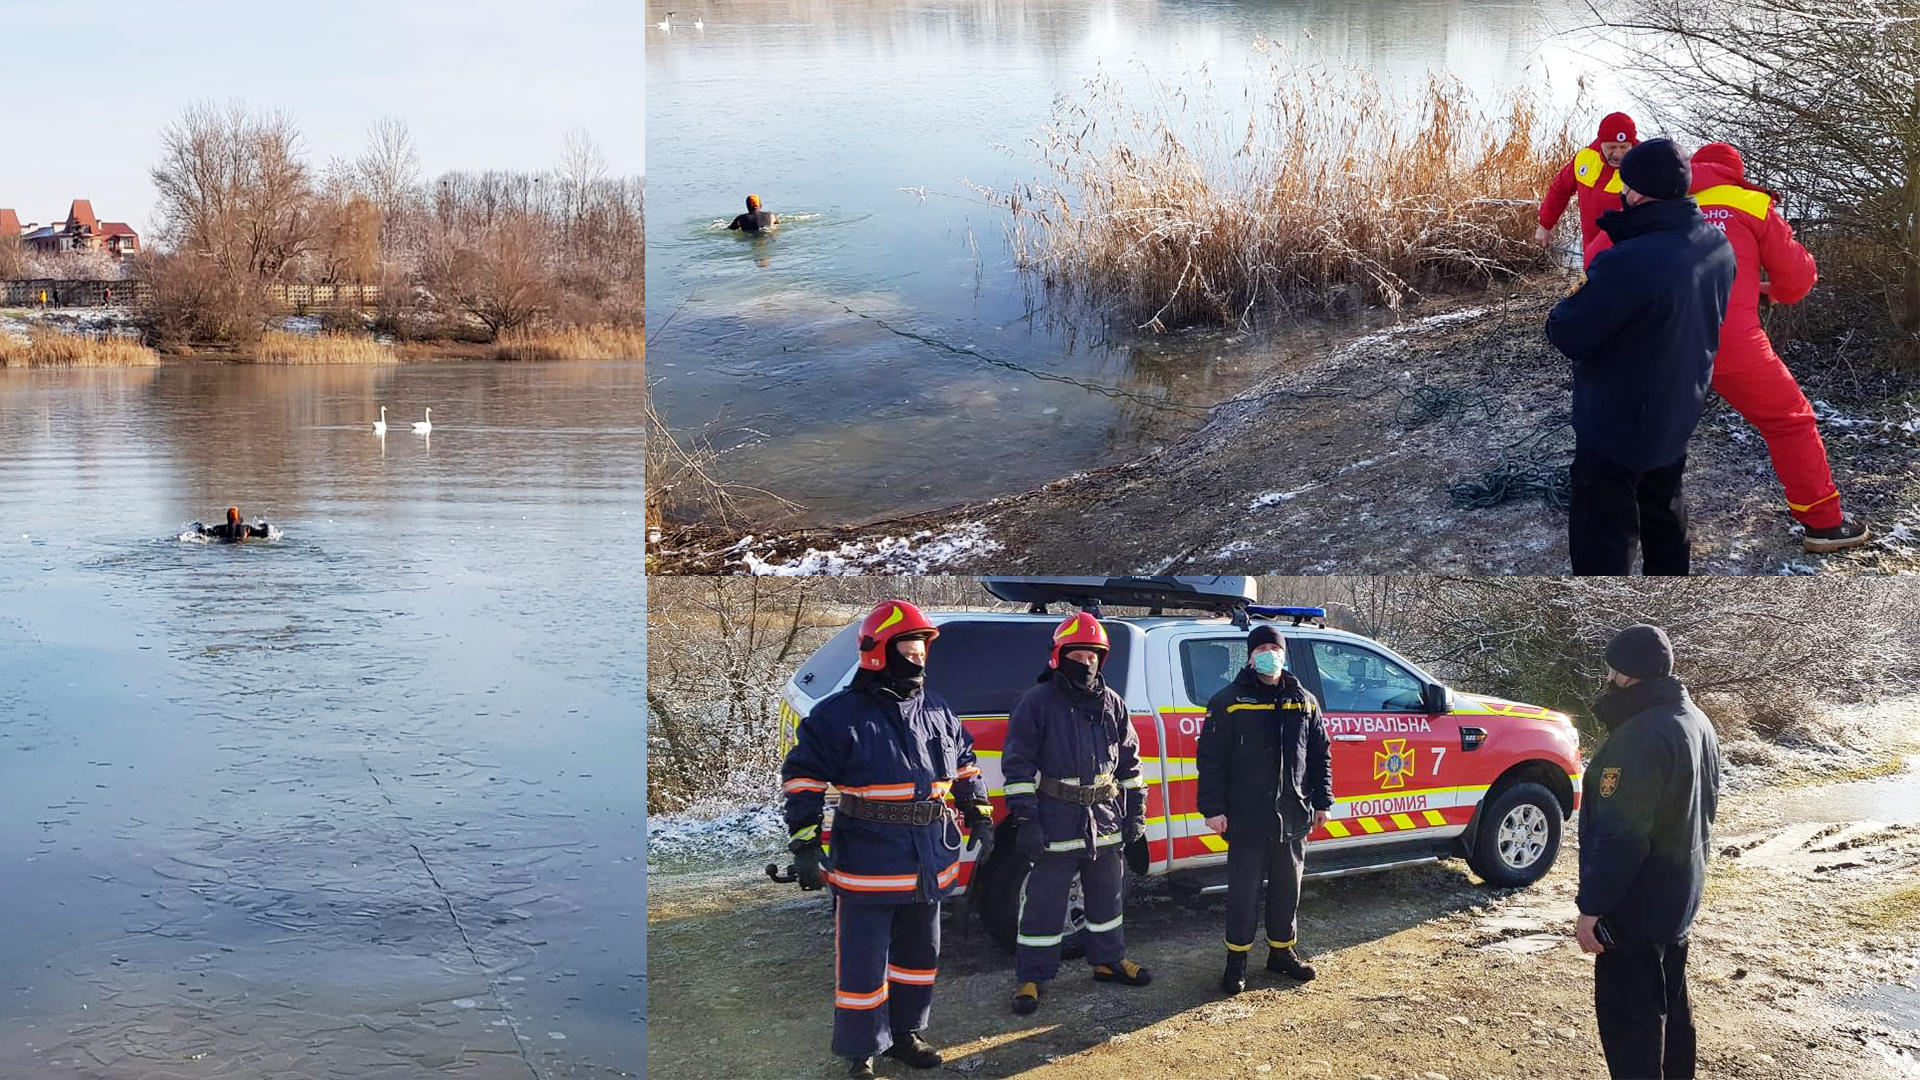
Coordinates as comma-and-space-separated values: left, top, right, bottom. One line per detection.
1619, 138, 1690, 200
1605, 624, 1674, 680
1247, 624, 1282, 651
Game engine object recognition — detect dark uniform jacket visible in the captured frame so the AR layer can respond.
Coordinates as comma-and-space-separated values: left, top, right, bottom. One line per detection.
1002, 675, 1145, 856
1196, 668, 1333, 839
1546, 196, 1736, 471
1576, 675, 1721, 942
781, 678, 986, 905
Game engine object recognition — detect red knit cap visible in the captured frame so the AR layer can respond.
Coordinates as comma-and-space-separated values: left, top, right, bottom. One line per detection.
1691, 141, 1745, 180
1596, 112, 1637, 144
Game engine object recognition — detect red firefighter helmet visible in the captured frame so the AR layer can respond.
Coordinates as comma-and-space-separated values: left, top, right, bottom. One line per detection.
1048, 611, 1110, 668
857, 599, 939, 670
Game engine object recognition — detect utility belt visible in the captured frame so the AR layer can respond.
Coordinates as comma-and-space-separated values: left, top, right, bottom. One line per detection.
1039, 775, 1119, 806
837, 793, 948, 826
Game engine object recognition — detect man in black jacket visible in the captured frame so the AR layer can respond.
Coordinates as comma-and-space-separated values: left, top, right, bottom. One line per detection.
1548, 138, 1736, 576
1196, 624, 1333, 994
1576, 624, 1721, 1079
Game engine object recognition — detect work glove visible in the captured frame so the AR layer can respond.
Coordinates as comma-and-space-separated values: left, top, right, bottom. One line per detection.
1015, 817, 1046, 858
961, 801, 995, 866
789, 839, 827, 891
1123, 789, 1146, 843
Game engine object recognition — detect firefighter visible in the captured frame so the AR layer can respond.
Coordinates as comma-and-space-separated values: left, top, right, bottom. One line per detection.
1534, 111, 1641, 265
1002, 612, 1151, 1015
1576, 624, 1721, 1079
1195, 623, 1332, 994
1587, 142, 1870, 553
780, 599, 993, 1080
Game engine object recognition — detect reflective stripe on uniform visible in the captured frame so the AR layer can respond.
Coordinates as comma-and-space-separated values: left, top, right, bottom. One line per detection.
835, 986, 889, 1010
1093, 832, 1124, 847
828, 870, 919, 891
838, 781, 951, 801
1118, 776, 1146, 790
785, 778, 829, 794
1268, 937, 1298, 949
1787, 489, 1840, 513
886, 965, 937, 985
1225, 939, 1253, 953
1226, 703, 1275, 712
1086, 913, 1122, 933
1046, 837, 1087, 852
955, 765, 982, 780
790, 825, 818, 842
1017, 930, 1064, 947
1003, 782, 1037, 795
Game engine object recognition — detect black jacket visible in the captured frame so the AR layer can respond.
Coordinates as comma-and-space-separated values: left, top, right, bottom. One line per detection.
1547, 197, 1736, 471
1576, 676, 1721, 943
1196, 669, 1332, 839
1002, 676, 1145, 855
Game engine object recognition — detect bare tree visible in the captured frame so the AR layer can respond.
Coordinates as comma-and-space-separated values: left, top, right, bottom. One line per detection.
1584, 0, 1920, 336
150, 100, 317, 282
357, 115, 420, 259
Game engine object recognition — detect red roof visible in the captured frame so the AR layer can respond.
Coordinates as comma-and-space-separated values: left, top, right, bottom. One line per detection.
98, 222, 137, 238
66, 199, 98, 232
0, 208, 19, 236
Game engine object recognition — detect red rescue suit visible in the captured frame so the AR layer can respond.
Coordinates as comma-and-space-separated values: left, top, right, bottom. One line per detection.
1539, 113, 1639, 264
1586, 143, 1841, 528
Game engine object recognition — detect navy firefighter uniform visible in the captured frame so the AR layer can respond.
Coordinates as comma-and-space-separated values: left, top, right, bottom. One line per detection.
1002, 613, 1152, 1016
780, 600, 992, 1077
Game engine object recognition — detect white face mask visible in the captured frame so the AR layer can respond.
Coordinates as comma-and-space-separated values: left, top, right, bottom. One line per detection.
1252, 650, 1284, 676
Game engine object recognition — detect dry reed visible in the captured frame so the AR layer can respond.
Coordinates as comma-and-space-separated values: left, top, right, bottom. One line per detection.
247, 331, 398, 364
0, 330, 160, 368
491, 326, 647, 362
1002, 48, 1578, 330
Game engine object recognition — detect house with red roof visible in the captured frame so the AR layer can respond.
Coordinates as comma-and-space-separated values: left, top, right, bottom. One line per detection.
7, 199, 140, 259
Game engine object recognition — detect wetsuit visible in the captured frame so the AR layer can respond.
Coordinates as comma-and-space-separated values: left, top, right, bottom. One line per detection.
728, 209, 776, 233
197, 521, 268, 541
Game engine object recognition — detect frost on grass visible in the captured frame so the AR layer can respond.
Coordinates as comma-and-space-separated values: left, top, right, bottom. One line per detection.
648, 800, 785, 866
1249, 487, 1315, 510
738, 522, 1001, 575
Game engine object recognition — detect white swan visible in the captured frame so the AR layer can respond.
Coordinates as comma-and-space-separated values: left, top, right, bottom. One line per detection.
656, 11, 673, 30
373, 405, 387, 434
694, 16, 703, 29
412, 407, 432, 433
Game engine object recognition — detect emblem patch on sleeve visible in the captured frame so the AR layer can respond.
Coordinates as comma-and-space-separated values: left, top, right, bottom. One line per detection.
1600, 767, 1620, 798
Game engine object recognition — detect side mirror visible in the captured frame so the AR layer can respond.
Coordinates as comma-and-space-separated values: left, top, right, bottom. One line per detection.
1423, 682, 1453, 715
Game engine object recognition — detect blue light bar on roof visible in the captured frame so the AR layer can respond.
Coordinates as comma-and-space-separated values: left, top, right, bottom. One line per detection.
1246, 605, 1327, 620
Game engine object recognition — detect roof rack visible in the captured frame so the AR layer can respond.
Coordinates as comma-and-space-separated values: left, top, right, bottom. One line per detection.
978, 576, 1257, 618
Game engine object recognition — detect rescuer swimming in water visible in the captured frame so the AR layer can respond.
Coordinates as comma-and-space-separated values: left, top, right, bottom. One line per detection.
194, 507, 270, 542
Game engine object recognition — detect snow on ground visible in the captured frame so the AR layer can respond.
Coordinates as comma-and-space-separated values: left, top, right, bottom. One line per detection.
2, 306, 142, 342
279, 315, 323, 335
648, 799, 785, 867
737, 522, 1002, 575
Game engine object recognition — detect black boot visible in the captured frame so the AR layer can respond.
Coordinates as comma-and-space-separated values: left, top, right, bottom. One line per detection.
847, 1057, 875, 1080
883, 1031, 943, 1069
1266, 945, 1316, 981
1220, 951, 1248, 995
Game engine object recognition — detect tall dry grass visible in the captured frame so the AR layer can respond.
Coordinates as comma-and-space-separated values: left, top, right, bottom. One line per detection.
1002, 50, 1578, 330
0, 330, 160, 368
247, 331, 397, 364
491, 326, 647, 361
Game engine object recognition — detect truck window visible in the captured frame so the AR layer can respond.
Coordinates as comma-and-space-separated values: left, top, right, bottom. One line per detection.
928, 620, 1132, 716
1308, 641, 1426, 713
1179, 637, 1244, 705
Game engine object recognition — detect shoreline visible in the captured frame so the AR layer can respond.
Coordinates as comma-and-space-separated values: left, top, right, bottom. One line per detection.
652, 278, 1920, 576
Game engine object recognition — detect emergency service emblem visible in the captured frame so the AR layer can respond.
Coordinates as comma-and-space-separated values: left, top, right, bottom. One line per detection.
1601, 767, 1621, 798
1374, 739, 1416, 790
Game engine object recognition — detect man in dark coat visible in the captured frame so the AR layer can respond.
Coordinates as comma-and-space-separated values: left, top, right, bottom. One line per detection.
1576, 624, 1722, 1079
781, 600, 992, 1080
1547, 138, 1737, 576
1001, 612, 1151, 1016
1196, 623, 1333, 994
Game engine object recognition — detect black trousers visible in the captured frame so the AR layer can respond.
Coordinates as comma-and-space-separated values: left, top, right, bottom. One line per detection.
1569, 444, 1690, 576
1223, 830, 1306, 952
1594, 936, 1695, 1079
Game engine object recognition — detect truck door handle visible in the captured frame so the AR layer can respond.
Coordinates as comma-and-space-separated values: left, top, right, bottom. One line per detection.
1331, 734, 1366, 743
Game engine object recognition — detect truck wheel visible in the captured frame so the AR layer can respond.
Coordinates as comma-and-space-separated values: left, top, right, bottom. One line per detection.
1468, 781, 1562, 887
976, 850, 1088, 960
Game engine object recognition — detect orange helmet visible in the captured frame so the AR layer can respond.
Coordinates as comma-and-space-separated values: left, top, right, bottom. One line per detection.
1048, 612, 1109, 669
857, 599, 939, 671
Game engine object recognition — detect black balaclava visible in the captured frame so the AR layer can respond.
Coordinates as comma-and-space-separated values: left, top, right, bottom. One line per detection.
872, 635, 929, 700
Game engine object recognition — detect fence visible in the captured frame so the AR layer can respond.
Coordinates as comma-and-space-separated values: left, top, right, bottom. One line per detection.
2, 280, 383, 311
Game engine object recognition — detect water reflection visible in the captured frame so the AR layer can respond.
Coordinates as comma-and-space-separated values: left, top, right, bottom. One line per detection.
647, 0, 1623, 523
0, 362, 644, 1077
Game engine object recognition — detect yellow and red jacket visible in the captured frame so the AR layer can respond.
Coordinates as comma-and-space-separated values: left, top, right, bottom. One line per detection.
1539, 140, 1632, 262
1583, 144, 1817, 339
781, 678, 987, 903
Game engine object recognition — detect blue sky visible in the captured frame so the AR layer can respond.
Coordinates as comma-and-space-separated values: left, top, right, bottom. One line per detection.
0, 0, 645, 237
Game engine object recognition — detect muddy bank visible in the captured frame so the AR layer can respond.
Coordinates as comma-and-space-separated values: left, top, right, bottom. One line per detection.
653, 281, 1920, 575
646, 708, 1920, 1079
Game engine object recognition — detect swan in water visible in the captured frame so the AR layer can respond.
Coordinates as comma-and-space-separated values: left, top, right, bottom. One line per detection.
412, 408, 432, 433
694, 16, 704, 29
373, 405, 387, 433
656, 11, 673, 30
